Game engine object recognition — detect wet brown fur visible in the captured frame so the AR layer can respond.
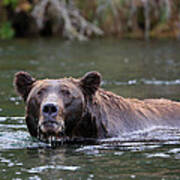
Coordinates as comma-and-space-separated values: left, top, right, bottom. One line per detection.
14, 71, 180, 139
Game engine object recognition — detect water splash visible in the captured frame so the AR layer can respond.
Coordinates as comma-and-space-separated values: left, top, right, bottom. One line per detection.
1, 117, 180, 151
0, 116, 42, 149
76, 126, 180, 153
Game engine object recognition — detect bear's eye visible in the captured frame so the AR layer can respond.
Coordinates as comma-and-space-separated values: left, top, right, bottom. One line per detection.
61, 89, 71, 96
37, 90, 42, 96
37, 88, 46, 96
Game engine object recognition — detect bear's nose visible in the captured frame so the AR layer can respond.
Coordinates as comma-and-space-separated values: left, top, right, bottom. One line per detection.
42, 103, 58, 117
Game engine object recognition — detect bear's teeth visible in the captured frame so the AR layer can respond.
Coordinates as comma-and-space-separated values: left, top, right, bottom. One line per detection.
61, 140, 64, 145
48, 137, 51, 144
39, 133, 43, 141
52, 136, 56, 142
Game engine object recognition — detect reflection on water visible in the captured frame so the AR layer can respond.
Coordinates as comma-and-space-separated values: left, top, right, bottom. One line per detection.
0, 39, 180, 179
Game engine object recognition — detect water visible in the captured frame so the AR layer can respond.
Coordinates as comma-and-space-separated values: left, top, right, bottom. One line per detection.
0, 38, 180, 179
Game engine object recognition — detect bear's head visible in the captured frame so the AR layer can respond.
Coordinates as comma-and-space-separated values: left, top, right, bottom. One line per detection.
14, 71, 101, 141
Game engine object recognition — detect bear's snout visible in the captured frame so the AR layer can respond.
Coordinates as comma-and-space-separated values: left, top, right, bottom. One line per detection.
37, 92, 66, 139
42, 103, 59, 118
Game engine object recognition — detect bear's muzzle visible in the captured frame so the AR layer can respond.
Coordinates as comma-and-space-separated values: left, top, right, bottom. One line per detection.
39, 118, 65, 138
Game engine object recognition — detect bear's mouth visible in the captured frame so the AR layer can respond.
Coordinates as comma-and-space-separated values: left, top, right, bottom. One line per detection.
38, 121, 67, 144
38, 134, 70, 146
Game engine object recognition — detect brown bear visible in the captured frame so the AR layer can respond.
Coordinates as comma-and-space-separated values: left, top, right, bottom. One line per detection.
14, 71, 180, 142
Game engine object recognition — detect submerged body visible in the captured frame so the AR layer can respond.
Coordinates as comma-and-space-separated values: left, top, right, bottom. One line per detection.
14, 71, 180, 141
95, 90, 180, 136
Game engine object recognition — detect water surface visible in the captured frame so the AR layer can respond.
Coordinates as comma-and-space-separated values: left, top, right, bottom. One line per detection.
0, 38, 180, 179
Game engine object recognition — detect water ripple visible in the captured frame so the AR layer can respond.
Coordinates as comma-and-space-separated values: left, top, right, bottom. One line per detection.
0, 117, 25, 122
1, 117, 180, 151
146, 153, 170, 158
25, 165, 80, 173
102, 79, 180, 86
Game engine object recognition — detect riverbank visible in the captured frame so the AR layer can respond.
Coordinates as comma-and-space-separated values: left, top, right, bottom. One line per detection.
0, 0, 180, 40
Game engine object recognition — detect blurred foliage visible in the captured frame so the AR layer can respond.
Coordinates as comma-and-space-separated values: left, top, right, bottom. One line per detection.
3, 0, 18, 8
0, 22, 15, 39
0, 0, 180, 40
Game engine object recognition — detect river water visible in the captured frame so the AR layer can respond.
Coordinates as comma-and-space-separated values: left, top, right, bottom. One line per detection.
0, 38, 180, 179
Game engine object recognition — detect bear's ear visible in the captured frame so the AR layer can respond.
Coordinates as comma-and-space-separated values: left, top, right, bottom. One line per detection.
80, 71, 101, 95
14, 71, 36, 101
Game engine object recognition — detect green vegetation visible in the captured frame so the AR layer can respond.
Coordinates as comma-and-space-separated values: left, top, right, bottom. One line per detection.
0, 22, 15, 39
0, 0, 180, 40
3, 0, 18, 8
